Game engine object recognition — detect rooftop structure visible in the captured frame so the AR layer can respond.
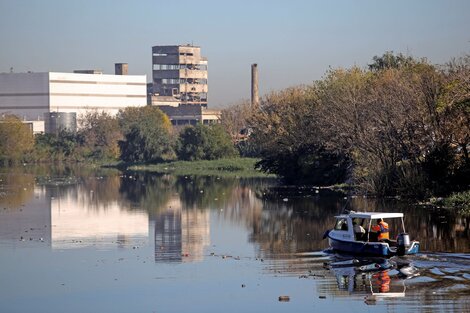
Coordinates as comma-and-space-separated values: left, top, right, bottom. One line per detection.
115, 63, 128, 75
152, 45, 208, 107
157, 104, 220, 127
73, 69, 103, 74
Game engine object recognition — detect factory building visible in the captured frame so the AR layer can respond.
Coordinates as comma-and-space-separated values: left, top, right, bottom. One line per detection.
150, 45, 220, 126
151, 45, 208, 107
0, 69, 147, 133
157, 105, 221, 127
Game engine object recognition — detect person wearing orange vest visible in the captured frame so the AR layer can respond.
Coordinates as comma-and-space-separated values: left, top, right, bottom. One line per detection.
371, 218, 389, 241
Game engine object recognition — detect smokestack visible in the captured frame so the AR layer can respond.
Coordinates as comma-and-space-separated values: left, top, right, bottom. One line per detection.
251, 63, 259, 107
115, 63, 128, 75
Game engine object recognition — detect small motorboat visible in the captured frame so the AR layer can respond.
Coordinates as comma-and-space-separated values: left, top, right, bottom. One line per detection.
324, 211, 419, 257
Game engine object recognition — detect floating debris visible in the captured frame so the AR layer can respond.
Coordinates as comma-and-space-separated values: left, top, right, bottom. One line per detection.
278, 295, 290, 302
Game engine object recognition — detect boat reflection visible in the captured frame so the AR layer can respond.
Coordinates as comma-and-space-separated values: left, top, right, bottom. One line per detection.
326, 254, 418, 304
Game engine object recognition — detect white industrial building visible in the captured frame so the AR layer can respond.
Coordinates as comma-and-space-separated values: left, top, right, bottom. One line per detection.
0, 71, 147, 132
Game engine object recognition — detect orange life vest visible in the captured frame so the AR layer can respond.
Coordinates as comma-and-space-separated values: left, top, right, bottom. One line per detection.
372, 221, 389, 240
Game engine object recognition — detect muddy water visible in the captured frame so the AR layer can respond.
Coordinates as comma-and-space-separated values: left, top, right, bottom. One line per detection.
0, 166, 469, 313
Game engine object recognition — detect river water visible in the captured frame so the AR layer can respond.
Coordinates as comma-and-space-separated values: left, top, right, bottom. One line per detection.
0, 166, 469, 313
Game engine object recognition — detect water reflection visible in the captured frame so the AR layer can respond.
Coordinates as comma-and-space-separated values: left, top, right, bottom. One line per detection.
1, 167, 469, 256
1, 167, 470, 312
152, 195, 210, 263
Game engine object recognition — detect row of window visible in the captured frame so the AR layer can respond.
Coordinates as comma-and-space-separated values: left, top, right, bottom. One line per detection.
153, 52, 195, 57
170, 119, 218, 126
158, 78, 208, 85
153, 64, 208, 71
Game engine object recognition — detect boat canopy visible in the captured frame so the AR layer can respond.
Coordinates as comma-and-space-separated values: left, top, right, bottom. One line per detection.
335, 212, 404, 219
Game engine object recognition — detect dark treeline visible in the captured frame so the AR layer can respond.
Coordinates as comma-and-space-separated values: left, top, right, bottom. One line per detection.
0, 106, 237, 165
222, 52, 470, 198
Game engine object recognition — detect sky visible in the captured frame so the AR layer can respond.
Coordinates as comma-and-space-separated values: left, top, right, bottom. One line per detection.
1, 0, 469, 107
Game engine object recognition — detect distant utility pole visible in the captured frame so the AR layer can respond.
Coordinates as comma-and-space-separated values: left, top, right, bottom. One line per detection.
251, 63, 259, 107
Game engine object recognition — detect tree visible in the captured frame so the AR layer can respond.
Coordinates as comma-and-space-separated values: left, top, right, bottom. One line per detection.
249, 86, 350, 185
206, 124, 239, 160
0, 115, 34, 163
177, 125, 207, 161
248, 52, 468, 196
177, 124, 238, 161
79, 111, 122, 160
117, 106, 175, 163
368, 51, 418, 72
220, 100, 254, 139
34, 130, 84, 162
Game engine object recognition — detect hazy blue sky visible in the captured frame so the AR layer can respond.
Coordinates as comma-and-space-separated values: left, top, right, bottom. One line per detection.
1, 0, 469, 107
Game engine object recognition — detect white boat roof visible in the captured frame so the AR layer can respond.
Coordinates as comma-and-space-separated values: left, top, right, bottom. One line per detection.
336, 212, 404, 219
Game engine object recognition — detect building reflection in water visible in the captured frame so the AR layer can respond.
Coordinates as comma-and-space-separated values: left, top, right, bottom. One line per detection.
153, 195, 210, 263
48, 175, 149, 249
0, 173, 150, 250
50, 191, 148, 249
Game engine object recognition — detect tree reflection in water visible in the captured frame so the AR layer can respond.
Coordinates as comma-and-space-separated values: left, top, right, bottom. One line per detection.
1, 168, 468, 256
0, 167, 469, 311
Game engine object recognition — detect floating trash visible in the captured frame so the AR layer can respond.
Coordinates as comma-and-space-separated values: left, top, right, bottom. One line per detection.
278, 295, 290, 302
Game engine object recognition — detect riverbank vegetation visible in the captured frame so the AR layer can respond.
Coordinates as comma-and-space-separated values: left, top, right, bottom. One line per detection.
0, 106, 241, 166
222, 52, 469, 199
431, 190, 470, 216
127, 158, 271, 177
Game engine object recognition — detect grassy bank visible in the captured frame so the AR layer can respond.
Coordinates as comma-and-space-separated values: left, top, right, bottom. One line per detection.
125, 158, 275, 178
429, 190, 470, 216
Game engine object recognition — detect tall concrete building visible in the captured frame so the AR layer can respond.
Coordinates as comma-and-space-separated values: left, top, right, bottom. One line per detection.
152, 45, 208, 107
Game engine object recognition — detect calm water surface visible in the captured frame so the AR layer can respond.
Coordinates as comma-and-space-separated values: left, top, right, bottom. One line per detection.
0, 166, 469, 313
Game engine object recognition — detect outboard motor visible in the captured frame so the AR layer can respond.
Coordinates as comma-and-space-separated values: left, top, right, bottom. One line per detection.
397, 233, 411, 256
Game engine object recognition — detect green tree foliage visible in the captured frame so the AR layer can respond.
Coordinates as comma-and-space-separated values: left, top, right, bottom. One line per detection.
368, 51, 418, 71
34, 131, 84, 162
79, 111, 122, 160
117, 106, 175, 163
0, 115, 34, 163
177, 124, 238, 161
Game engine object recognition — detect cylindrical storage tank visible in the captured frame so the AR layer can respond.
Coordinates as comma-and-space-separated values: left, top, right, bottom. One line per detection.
44, 112, 77, 134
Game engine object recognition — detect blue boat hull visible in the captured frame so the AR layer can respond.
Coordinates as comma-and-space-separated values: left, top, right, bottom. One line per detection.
327, 234, 419, 257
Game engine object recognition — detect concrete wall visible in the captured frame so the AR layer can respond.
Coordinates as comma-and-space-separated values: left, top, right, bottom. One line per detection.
49, 72, 147, 119
0, 72, 49, 121
0, 72, 147, 123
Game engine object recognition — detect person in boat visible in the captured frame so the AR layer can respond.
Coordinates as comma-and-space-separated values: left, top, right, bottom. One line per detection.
371, 218, 389, 241
353, 219, 366, 241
